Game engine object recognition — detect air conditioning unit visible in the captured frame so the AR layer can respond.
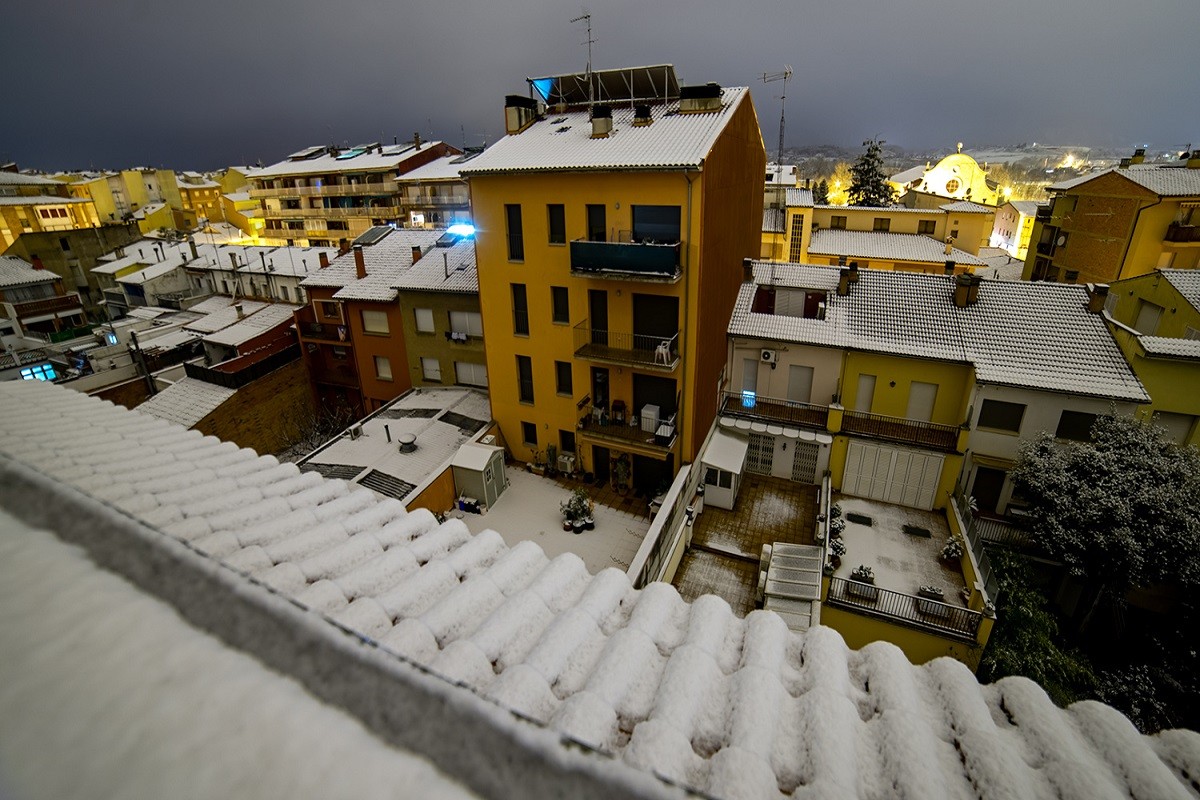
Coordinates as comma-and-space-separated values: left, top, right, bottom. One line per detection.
347, 422, 364, 440
760, 349, 777, 364
480, 435, 497, 446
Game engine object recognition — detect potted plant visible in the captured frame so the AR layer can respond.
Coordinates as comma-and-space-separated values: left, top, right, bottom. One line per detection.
545, 444, 558, 478
940, 534, 964, 562
847, 564, 878, 600
829, 516, 845, 539
828, 537, 846, 570
917, 584, 945, 601
560, 488, 593, 534
916, 584, 950, 617
613, 456, 631, 495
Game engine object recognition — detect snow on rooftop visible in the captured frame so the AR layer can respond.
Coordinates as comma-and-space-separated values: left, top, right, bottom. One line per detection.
1051, 164, 1200, 197
808, 229, 987, 266
1138, 335, 1200, 360
253, 142, 447, 179
0, 255, 57, 288
0, 512, 478, 800
731, 262, 1149, 401
1, 379, 1196, 800
301, 228, 476, 299
0, 194, 90, 206
184, 300, 269, 334
201, 303, 299, 348
1161, 269, 1200, 312
136, 377, 236, 427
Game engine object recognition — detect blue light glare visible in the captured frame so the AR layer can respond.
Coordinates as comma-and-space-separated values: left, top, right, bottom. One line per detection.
531, 78, 554, 103
447, 223, 476, 238
741, 390, 757, 408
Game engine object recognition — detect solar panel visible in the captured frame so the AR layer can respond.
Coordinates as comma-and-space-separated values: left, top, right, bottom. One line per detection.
353, 226, 393, 246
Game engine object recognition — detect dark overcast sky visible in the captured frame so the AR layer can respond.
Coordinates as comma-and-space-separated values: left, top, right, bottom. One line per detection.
4, 0, 1197, 171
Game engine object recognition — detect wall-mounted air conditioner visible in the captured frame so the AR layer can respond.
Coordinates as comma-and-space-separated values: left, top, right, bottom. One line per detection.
760, 349, 777, 364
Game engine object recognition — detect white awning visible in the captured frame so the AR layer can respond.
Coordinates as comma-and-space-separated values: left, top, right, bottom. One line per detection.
701, 429, 748, 475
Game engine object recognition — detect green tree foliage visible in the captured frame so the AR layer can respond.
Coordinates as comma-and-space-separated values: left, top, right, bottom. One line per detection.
812, 179, 829, 205
848, 139, 896, 207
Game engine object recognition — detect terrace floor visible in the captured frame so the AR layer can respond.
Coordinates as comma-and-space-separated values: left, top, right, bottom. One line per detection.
671, 475, 819, 616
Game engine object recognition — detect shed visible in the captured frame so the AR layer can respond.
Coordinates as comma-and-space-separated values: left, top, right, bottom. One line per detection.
450, 442, 507, 511
701, 429, 748, 510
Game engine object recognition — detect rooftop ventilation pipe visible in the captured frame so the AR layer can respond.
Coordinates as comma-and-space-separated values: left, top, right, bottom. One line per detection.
1086, 283, 1110, 313
632, 105, 653, 127
398, 433, 417, 453
412, 245, 423, 264
590, 105, 613, 138
953, 273, 981, 308
504, 95, 539, 135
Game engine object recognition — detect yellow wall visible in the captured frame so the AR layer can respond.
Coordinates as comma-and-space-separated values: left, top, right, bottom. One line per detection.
1107, 271, 1200, 337
406, 467, 457, 515
819, 601, 989, 670
1110, 327, 1200, 447
841, 351, 972, 424
136, 204, 174, 234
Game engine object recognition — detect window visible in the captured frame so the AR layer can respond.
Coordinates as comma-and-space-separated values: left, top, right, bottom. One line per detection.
950, 228, 959, 240
516, 355, 534, 403
830, 215, 847, 230
1056, 410, 1097, 441
1104, 292, 1118, 315
19, 363, 57, 381
586, 204, 606, 241
59, 237, 71, 251
414, 308, 434, 333
1185, 325, 1200, 340
551, 286, 569, 324
788, 215, 805, 262
521, 421, 537, 447
547, 204, 566, 244
631, 205, 681, 243
512, 284, 529, 335
978, 399, 1026, 433
421, 357, 442, 382
374, 356, 392, 381
555, 361, 573, 395
559, 430, 576, 454
873, 217, 891, 232
280, 285, 290, 302
454, 361, 488, 387
917, 219, 936, 235
1133, 300, 1164, 335
320, 301, 340, 321
505, 204, 524, 260
361, 309, 389, 334
449, 310, 483, 337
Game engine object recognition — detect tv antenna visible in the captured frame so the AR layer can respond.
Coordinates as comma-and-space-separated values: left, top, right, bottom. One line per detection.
571, 13, 595, 108
762, 66, 793, 262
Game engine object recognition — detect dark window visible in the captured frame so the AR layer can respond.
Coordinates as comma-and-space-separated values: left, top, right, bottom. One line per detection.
512, 283, 529, 335
59, 237, 71, 251
559, 429, 576, 454
555, 361, 573, 395
830, 215, 847, 230
873, 217, 890, 232
1056, 410, 1097, 441
587, 204, 606, 241
631, 205, 681, 243
521, 421, 537, 447
516, 355, 534, 403
551, 286, 569, 324
505, 204, 524, 260
547, 204, 566, 244
917, 220, 936, 235
978, 399, 1025, 433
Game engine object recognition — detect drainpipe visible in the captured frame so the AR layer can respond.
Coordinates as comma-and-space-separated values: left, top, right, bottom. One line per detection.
681, 168, 700, 458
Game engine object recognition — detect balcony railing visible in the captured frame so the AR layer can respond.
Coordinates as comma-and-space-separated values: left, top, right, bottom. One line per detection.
719, 390, 829, 430
266, 205, 404, 219
573, 321, 679, 371
578, 409, 677, 452
841, 409, 961, 452
1165, 223, 1200, 244
402, 194, 470, 207
569, 238, 682, 281
10, 293, 84, 318
251, 181, 400, 198
827, 577, 983, 642
297, 321, 349, 342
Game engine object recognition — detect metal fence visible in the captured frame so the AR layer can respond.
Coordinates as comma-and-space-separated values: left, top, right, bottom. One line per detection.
827, 577, 983, 641
628, 464, 692, 589
841, 409, 960, 451
953, 491, 1001, 605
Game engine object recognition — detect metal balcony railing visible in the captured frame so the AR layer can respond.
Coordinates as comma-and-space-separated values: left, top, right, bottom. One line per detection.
841, 409, 961, 452
251, 181, 400, 198
827, 577, 983, 642
9, 293, 84, 318
569, 238, 682, 280
719, 390, 829, 430
573, 321, 679, 371
1165, 223, 1200, 244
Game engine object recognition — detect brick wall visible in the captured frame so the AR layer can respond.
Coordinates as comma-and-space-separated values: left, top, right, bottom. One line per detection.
92, 376, 152, 410
194, 359, 315, 455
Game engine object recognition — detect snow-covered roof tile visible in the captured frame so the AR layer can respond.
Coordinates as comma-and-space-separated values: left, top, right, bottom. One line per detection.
201, 303, 299, 347
302, 228, 476, 298
0, 194, 90, 206
1051, 165, 1200, 197
252, 142, 447, 179
1138, 336, 1200, 360
1161, 269, 1200, 312
939, 200, 994, 214
0, 379, 1193, 800
184, 300, 269, 334
460, 88, 750, 174
808, 229, 987, 267
136, 377, 235, 427
785, 187, 814, 207
762, 208, 785, 233
1007, 200, 1041, 216
0, 256, 57, 288
731, 261, 1149, 401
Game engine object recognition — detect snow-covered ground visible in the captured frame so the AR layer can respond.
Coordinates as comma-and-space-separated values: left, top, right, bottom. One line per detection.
0, 509, 476, 800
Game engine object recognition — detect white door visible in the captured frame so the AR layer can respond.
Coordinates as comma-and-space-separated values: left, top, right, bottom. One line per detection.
787, 365, 814, 403
842, 440, 943, 510
906, 381, 938, 422
742, 357, 759, 394
855, 374, 876, 412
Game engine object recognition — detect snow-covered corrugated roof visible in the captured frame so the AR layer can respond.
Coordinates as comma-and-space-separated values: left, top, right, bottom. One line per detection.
0, 379, 1194, 800
397, 154, 473, 182
785, 187, 814, 207
460, 88, 750, 174
184, 300, 268, 334
0, 256, 57, 288
731, 262, 1149, 401
808, 230, 987, 267
202, 303, 299, 348
762, 208, 785, 233
1007, 200, 1041, 216
136, 377, 235, 427
0, 172, 59, 186
252, 142, 446, 179
0, 194, 89, 206
301, 229, 477, 299
939, 200, 994, 214
1161, 269, 1200, 312
889, 164, 927, 184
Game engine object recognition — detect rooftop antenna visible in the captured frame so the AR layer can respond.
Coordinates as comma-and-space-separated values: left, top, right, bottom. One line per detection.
761, 66, 793, 265
571, 12, 594, 109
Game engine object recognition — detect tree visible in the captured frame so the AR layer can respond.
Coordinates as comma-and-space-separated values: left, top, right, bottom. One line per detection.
848, 139, 896, 207
812, 179, 829, 205
1010, 413, 1200, 630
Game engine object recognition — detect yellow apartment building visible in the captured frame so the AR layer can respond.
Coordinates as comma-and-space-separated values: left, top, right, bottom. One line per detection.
0, 172, 101, 252
461, 65, 765, 495
1024, 149, 1200, 284
989, 199, 1040, 260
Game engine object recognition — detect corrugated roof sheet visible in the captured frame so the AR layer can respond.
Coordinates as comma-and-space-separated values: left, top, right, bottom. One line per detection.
202, 303, 299, 348
253, 142, 446, 179
136, 377, 235, 427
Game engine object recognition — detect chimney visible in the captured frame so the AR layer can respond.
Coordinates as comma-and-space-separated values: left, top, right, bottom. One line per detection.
1119, 157, 1132, 168
742, 258, 754, 282
678, 82, 723, 113
413, 132, 422, 150
944, 260, 956, 275
229, 252, 239, 269
188, 237, 198, 261
590, 105, 613, 138
944, 238, 954, 256
632, 105, 652, 127
31, 255, 44, 270
353, 245, 366, 279
837, 267, 852, 297
318, 252, 330, 269
234, 302, 245, 319
338, 238, 350, 255
1130, 147, 1146, 165
953, 273, 981, 308
1188, 150, 1200, 169
411, 245, 423, 264
848, 261, 860, 283
504, 94, 538, 135
1086, 283, 1110, 313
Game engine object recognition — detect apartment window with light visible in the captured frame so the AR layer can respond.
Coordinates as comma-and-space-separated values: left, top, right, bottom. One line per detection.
1056, 410, 1097, 441
505, 204, 524, 260
374, 356, 392, 381
873, 217, 890, 232
512, 284, 529, 335
414, 308, 435, 333
977, 399, 1025, 433
516, 355, 534, 403
421, 357, 442, 382
551, 286, 569, 324
555, 361, 573, 396
547, 204, 566, 244
917, 219, 936, 235
361, 309, 389, 335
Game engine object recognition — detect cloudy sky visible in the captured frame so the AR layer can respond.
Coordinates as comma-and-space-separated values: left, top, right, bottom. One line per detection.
4, 0, 1196, 171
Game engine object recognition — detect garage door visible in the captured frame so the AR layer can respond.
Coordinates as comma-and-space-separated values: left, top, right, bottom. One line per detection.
842, 440, 943, 510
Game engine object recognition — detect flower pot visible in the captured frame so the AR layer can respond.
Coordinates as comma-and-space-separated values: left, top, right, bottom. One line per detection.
583, 517, 595, 531
847, 578, 878, 601
563, 519, 574, 531
572, 521, 586, 534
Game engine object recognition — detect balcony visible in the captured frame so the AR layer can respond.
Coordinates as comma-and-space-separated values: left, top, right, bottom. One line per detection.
719, 390, 829, 430
8, 293, 85, 319
826, 578, 983, 642
266, 206, 404, 219
569, 238, 682, 282
1165, 223, 1200, 244
402, 194, 470, 207
251, 180, 399, 198
841, 409, 961, 452
573, 321, 679, 372
578, 409, 677, 455
309, 363, 359, 388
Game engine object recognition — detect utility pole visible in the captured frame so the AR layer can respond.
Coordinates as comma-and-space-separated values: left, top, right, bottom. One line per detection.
571, 13, 595, 109
761, 66, 793, 265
